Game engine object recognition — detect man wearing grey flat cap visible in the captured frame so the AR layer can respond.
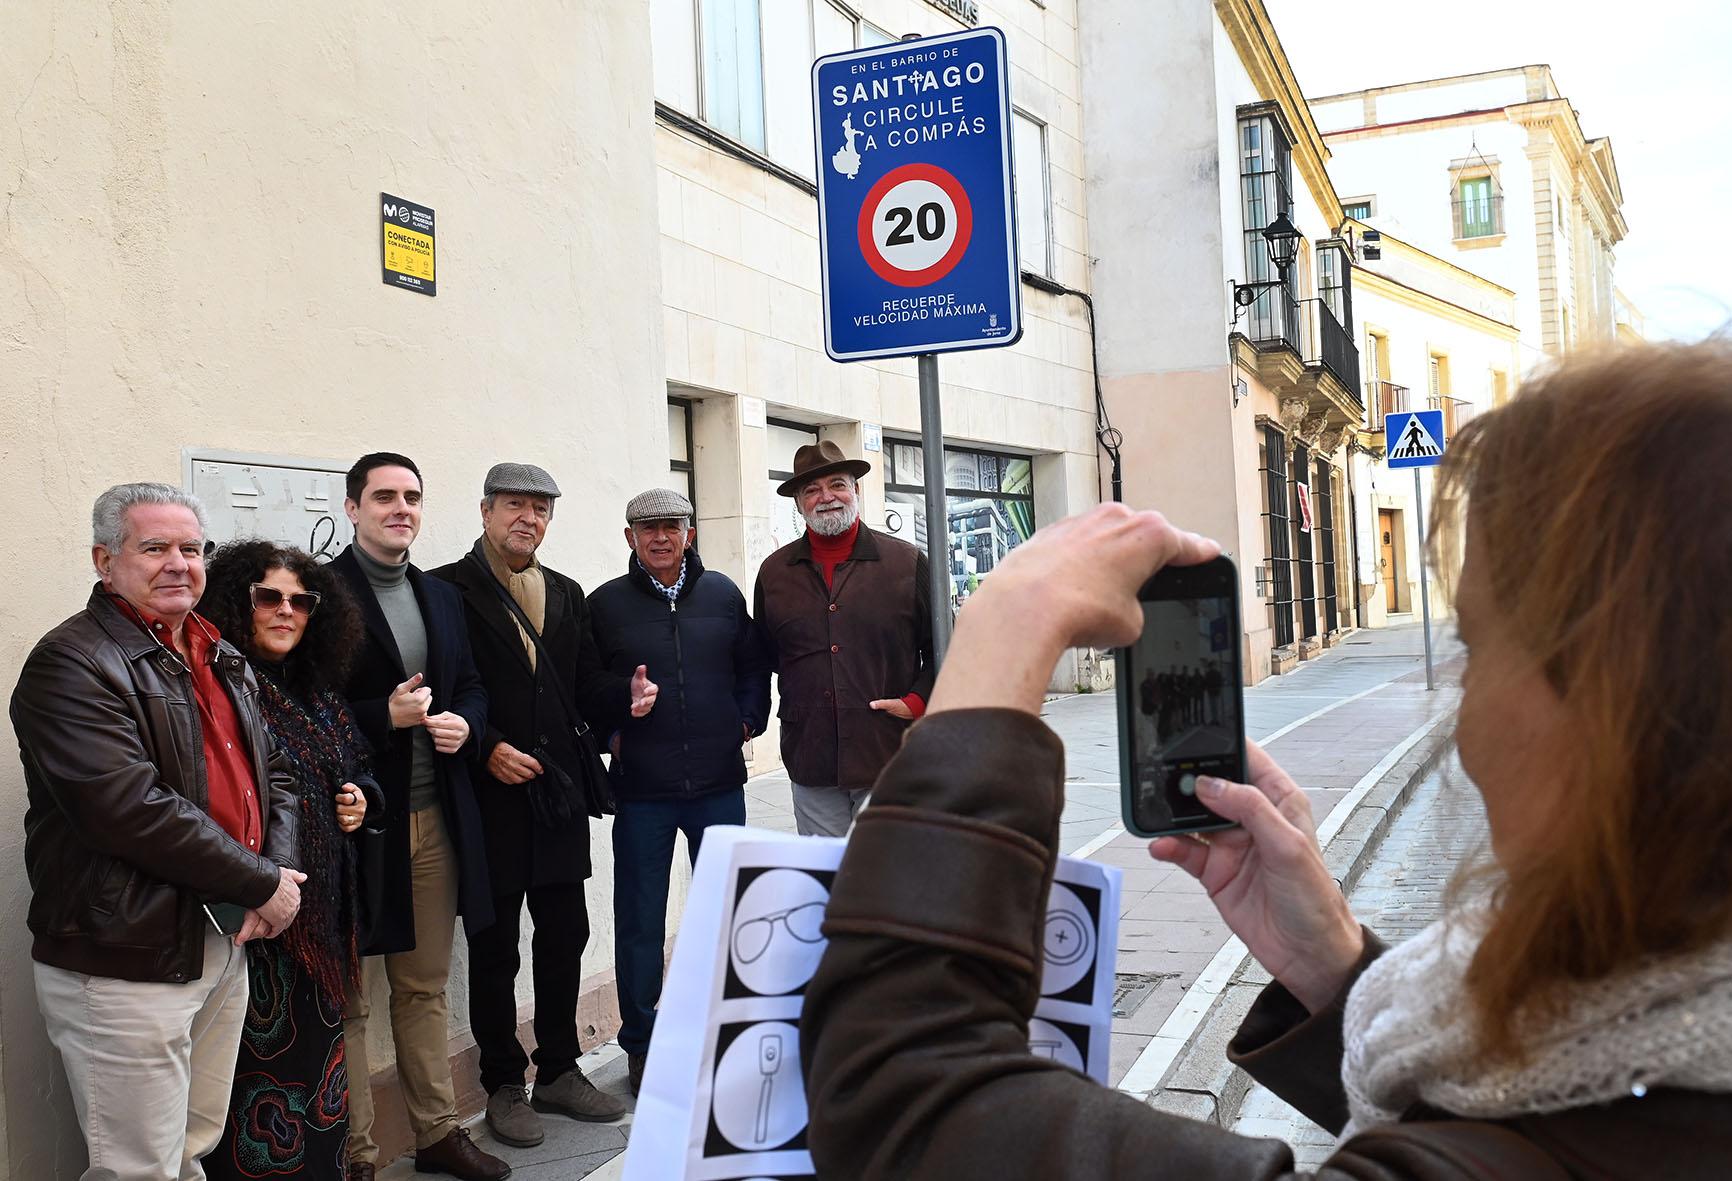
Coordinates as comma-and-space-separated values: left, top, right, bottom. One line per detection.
430, 463, 654, 1145
589, 487, 770, 1095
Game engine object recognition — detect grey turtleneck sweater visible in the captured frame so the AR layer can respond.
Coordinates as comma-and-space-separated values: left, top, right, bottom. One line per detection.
353, 542, 440, 813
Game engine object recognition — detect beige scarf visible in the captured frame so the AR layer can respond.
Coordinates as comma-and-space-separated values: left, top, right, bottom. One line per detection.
1340, 905, 1732, 1138
482, 534, 546, 671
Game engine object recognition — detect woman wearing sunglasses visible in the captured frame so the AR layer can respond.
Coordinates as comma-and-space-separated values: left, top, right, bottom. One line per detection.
199, 540, 385, 1181
802, 343, 1732, 1178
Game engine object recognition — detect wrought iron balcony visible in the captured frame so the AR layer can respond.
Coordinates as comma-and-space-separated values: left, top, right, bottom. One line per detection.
1369, 381, 1409, 430
1300, 298, 1360, 398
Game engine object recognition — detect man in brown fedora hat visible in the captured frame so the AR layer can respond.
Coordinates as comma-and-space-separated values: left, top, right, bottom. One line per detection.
752, 441, 935, 836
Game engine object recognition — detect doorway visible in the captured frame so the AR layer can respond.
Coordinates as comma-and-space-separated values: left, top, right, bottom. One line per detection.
1378, 509, 1400, 611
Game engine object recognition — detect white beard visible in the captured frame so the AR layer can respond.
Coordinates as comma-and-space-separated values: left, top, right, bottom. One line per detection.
803, 498, 860, 537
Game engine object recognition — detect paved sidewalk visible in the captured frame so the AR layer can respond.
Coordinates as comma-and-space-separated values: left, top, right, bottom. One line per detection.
383, 622, 1462, 1177
1231, 753, 1488, 1167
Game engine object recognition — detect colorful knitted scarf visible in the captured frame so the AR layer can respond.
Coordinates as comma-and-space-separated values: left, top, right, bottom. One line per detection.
254, 665, 368, 1009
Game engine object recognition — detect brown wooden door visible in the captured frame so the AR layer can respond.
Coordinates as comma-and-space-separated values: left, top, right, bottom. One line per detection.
1379, 510, 1398, 610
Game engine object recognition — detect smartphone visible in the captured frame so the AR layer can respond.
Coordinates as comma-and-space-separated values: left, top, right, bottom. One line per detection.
1117, 555, 1247, 838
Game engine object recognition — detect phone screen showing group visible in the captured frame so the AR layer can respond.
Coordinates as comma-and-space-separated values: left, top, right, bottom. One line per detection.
1129, 596, 1243, 835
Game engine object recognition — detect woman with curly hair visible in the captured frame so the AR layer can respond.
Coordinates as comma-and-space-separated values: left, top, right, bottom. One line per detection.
199, 541, 384, 1181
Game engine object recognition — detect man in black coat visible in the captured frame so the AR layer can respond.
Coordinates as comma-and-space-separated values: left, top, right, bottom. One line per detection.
430, 463, 657, 1146
330, 452, 505, 1181
588, 487, 771, 1095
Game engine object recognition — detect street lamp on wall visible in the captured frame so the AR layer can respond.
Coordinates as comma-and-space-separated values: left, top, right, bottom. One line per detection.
1231, 211, 1302, 310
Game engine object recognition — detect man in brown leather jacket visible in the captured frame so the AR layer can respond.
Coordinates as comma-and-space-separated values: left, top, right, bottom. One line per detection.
752, 441, 934, 836
12, 482, 304, 1181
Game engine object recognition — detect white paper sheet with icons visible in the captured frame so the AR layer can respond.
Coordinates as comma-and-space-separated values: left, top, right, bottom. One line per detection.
621, 825, 1121, 1181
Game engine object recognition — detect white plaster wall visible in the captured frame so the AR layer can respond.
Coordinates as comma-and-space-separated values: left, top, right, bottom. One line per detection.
1325, 121, 1544, 358
1350, 279, 1516, 620
1371, 75, 1531, 124
0, 2, 664, 1173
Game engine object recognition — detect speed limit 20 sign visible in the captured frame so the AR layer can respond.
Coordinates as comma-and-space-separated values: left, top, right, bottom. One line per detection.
813, 27, 1021, 361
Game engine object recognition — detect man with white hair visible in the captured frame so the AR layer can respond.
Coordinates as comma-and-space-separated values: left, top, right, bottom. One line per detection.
752, 442, 935, 836
12, 482, 304, 1181
589, 486, 770, 1094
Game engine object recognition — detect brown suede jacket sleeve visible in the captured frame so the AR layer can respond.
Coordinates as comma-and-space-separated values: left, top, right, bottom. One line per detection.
800, 709, 1569, 1181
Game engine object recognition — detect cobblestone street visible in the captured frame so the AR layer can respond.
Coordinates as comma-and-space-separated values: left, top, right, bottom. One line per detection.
1230, 753, 1490, 1166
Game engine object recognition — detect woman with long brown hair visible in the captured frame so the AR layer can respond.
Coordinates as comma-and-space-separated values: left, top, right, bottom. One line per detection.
199, 541, 384, 1181
801, 341, 1732, 1178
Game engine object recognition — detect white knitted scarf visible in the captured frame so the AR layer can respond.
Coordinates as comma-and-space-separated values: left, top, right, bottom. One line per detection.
1339, 909, 1732, 1137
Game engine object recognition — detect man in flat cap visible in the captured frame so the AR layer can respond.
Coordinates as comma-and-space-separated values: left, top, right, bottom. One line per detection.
752, 442, 934, 837
430, 464, 656, 1148
589, 488, 771, 1095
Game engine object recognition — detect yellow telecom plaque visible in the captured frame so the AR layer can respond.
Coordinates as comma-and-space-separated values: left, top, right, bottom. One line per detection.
381, 193, 436, 295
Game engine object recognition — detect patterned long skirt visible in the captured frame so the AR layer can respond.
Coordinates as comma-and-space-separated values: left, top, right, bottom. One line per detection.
206, 940, 349, 1180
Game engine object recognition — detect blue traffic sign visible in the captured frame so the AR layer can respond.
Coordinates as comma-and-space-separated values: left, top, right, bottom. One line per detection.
1385, 409, 1447, 468
812, 27, 1022, 362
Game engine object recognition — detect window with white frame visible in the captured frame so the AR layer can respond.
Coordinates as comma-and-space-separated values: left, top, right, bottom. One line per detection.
1013, 112, 1052, 277
652, 0, 883, 179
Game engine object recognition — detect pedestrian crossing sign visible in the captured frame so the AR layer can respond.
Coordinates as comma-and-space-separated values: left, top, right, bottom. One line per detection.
1385, 409, 1446, 469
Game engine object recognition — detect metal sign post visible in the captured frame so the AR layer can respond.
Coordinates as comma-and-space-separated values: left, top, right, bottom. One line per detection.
918, 353, 952, 661
811, 27, 1022, 661
1412, 468, 1435, 691
1385, 408, 1447, 691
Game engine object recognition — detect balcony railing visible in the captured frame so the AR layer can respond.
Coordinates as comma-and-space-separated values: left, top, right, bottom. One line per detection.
1244, 284, 1302, 357
1452, 194, 1504, 239
1301, 298, 1360, 396
1428, 395, 1470, 441
1369, 381, 1409, 430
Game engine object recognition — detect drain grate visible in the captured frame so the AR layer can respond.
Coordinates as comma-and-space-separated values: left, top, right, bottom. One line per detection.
1112, 971, 1180, 1018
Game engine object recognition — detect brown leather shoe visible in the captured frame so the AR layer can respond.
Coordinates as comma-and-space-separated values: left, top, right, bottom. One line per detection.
346, 1165, 375, 1181
414, 1126, 511, 1180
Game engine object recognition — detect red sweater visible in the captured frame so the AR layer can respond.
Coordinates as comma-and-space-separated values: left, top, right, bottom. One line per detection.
806, 523, 925, 719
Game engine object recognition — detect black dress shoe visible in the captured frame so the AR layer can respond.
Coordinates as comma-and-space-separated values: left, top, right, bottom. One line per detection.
414, 1126, 511, 1180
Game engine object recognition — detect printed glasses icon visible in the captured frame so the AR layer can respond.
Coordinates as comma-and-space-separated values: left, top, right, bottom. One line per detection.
732, 902, 827, 964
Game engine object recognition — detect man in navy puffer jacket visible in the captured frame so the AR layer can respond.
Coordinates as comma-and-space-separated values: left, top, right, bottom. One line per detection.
587, 487, 771, 1095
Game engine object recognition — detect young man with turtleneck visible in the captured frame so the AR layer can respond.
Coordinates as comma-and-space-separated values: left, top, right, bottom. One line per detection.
752, 441, 935, 838
429, 463, 659, 1147
330, 452, 505, 1181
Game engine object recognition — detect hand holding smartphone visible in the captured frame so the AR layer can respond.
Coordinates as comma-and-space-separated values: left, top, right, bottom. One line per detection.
1117, 555, 1247, 838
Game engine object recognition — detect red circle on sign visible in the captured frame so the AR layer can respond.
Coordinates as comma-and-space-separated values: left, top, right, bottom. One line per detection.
856, 163, 975, 288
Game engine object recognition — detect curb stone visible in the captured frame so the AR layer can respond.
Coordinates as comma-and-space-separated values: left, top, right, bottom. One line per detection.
1145, 724, 1457, 1127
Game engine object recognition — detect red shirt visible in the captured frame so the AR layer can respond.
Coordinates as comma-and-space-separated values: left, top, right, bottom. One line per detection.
804, 523, 926, 720
111, 598, 264, 853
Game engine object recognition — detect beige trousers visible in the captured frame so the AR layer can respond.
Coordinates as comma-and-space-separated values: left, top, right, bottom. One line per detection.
344, 805, 461, 1161
34, 929, 250, 1181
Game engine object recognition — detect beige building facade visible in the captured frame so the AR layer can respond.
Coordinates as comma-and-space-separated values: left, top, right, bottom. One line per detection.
1080, 0, 1365, 682
648, 0, 1104, 725
2, 0, 1102, 1170
1, 2, 670, 1172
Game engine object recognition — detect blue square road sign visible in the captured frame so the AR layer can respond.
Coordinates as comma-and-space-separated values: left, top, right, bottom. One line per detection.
1385, 409, 1447, 469
812, 28, 1022, 362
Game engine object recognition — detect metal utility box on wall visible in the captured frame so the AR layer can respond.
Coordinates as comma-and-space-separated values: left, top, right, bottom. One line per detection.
185, 451, 354, 558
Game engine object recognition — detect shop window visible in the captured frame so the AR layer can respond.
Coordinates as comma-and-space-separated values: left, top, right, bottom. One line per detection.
884, 441, 1036, 609
766, 418, 819, 550
667, 398, 696, 514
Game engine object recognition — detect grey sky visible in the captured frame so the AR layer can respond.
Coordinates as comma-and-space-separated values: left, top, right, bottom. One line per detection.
1266, 0, 1732, 341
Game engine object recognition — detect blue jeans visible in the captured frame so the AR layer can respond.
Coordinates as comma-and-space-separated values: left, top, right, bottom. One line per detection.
612, 789, 746, 1056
